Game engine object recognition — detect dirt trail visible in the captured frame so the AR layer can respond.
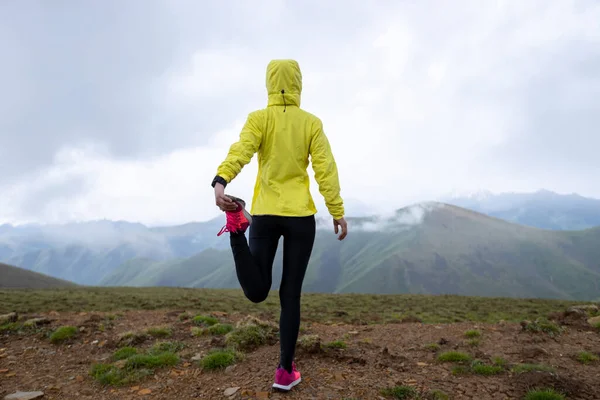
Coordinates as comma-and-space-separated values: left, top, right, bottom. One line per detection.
1, 310, 599, 399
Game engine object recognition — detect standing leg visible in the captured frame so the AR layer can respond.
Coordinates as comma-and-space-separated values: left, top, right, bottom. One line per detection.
230, 216, 281, 303
278, 215, 316, 373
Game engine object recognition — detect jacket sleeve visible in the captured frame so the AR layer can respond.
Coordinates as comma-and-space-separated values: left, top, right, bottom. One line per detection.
309, 119, 345, 220
216, 112, 263, 183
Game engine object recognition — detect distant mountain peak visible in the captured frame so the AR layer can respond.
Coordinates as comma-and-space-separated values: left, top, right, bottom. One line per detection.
446, 189, 495, 201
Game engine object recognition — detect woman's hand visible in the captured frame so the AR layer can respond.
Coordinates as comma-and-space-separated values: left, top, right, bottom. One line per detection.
334, 217, 348, 241
214, 183, 238, 212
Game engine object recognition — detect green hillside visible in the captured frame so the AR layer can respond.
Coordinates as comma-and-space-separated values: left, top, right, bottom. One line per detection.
0, 262, 78, 289
102, 203, 600, 300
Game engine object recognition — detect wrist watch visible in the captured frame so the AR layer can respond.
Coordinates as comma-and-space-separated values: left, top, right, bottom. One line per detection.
211, 176, 228, 188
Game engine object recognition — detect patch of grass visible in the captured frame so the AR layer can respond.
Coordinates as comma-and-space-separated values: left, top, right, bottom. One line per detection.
178, 312, 190, 321
492, 356, 507, 367
380, 385, 418, 399
511, 363, 555, 374
470, 360, 503, 376
592, 321, 600, 330
112, 347, 138, 361
198, 348, 238, 371
124, 352, 179, 370
324, 340, 347, 350
466, 338, 480, 347
0, 322, 22, 334
424, 343, 440, 352
149, 341, 185, 355
575, 351, 599, 364
523, 388, 565, 400
451, 365, 469, 375
146, 326, 172, 338
225, 325, 267, 351
225, 320, 277, 352
192, 315, 218, 327
428, 389, 449, 400
208, 323, 233, 335
437, 351, 471, 363
49, 325, 78, 344
523, 319, 563, 337
464, 329, 481, 338
0, 287, 587, 325
90, 363, 153, 387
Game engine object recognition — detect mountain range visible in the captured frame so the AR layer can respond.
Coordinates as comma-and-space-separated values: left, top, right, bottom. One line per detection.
444, 189, 600, 230
101, 202, 600, 300
1, 190, 600, 300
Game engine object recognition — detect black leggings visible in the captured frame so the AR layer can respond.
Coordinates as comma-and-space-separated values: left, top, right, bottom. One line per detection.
230, 215, 316, 372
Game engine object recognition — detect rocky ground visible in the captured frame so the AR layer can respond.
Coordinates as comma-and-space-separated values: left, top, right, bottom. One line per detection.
1, 307, 599, 400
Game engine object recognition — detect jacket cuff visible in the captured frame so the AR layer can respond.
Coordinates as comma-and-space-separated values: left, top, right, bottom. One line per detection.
211, 175, 228, 188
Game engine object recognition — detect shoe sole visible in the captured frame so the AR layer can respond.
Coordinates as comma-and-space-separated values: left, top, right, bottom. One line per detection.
272, 377, 301, 391
226, 195, 253, 225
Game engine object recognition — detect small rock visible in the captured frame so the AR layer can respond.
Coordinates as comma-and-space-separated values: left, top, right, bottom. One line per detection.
191, 353, 203, 361
91, 340, 99, 345
0, 312, 18, 325
138, 388, 152, 395
224, 387, 240, 396
417, 362, 428, 367
255, 392, 270, 399
114, 360, 127, 369
225, 365, 236, 373
4, 392, 45, 400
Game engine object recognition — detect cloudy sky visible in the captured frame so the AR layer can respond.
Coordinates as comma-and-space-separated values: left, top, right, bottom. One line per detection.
1, 0, 599, 225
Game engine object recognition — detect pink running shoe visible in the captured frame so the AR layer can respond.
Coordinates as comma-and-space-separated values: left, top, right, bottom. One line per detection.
216, 195, 252, 236
272, 362, 301, 391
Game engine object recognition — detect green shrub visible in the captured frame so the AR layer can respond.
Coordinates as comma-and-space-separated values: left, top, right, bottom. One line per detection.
437, 351, 471, 363
428, 389, 449, 400
324, 340, 347, 349
89, 363, 152, 386
199, 348, 238, 370
576, 351, 599, 364
225, 325, 269, 351
146, 326, 172, 338
523, 388, 565, 400
124, 352, 179, 370
492, 356, 507, 367
112, 347, 138, 361
207, 323, 234, 335
380, 385, 418, 399
464, 329, 481, 338
192, 315, 218, 327
524, 319, 563, 337
49, 326, 78, 344
149, 341, 185, 355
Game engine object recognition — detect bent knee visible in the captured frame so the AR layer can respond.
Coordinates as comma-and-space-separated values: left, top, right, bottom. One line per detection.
245, 289, 269, 303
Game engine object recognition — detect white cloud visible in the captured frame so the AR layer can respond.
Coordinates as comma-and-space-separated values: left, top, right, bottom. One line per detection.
1, 0, 599, 224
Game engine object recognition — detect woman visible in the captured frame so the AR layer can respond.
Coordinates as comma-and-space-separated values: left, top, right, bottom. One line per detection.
211, 59, 348, 391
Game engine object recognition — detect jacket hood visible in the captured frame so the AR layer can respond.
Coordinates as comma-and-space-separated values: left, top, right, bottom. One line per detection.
266, 59, 302, 108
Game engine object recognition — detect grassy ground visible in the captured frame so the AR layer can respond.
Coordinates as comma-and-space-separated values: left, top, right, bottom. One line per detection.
0, 287, 586, 324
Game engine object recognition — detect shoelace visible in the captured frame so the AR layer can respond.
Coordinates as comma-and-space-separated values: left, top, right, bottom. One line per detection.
217, 209, 243, 236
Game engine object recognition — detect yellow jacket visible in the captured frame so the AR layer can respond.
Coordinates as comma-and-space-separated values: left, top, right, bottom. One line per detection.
215, 59, 345, 220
